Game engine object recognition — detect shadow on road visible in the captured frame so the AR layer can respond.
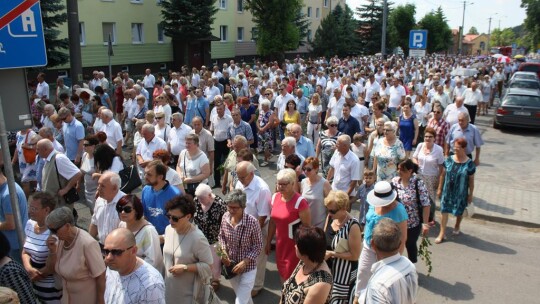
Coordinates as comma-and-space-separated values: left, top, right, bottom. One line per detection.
474, 198, 515, 216
418, 273, 474, 301
452, 233, 517, 255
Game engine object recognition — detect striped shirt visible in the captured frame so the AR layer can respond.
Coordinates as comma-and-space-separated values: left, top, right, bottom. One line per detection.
91, 190, 126, 244
227, 120, 254, 142
218, 212, 262, 272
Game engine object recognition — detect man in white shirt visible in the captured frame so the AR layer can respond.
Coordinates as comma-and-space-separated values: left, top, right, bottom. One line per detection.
210, 102, 233, 188
276, 137, 305, 171
191, 116, 214, 175
443, 96, 469, 126
136, 124, 167, 168
98, 72, 109, 92
143, 68, 156, 104
89, 70, 102, 91
349, 97, 369, 133
104, 228, 165, 304
363, 74, 380, 106
327, 88, 346, 121
35, 72, 50, 101
89, 172, 125, 245
235, 161, 272, 297
388, 78, 406, 116
99, 109, 123, 155
327, 135, 361, 197
432, 85, 452, 109
357, 218, 418, 304
168, 112, 192, 168
463, 82, 483, 124
40, 104, 56, 129
211, 65, 223, 79
452, 79, 466, 101
273, 84, 296, 121
204, 79, 221, 105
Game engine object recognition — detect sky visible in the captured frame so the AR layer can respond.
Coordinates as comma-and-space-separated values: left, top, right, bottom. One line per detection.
345, 0, 527, 35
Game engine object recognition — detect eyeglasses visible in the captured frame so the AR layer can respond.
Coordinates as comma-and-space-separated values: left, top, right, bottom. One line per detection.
48, 224, 64, 234
166, 213, 187, 222
424, 135, 434, 139
102, 246, 134, 257
264, 93, 270, 96
433, 111, 442, 114
384, 129, 394, 133
116, 205, 133, 214
328, 124, 337, 127
277, 182, 290, 187
156, 117, 164, 120
302, 167, 313, 172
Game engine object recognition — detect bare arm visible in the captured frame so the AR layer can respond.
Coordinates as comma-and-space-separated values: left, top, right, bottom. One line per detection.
327, 167, 335, 182
75, 140, 84, 164
0, 214, 15, 231
265, 219, 276, 255
398, 220, 407, 254
331, 223, 362, 261
474, 147, 481, 166
89, 224, 98, 240
468, 175, 475, 204
96, 271, 106, 304
413, 118, 419, 145
304, 282, 333, 304
299, 208, 311, 226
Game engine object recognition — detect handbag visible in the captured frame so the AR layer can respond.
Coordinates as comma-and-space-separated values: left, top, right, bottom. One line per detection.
54, 160, 80, 205
220, 225, 245, 280
22, 133, 37, 164
119, 162, 142, 193
414, 177, 434, 224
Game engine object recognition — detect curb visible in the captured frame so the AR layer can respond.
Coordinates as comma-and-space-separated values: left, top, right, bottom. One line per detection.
471, 213, 540, 229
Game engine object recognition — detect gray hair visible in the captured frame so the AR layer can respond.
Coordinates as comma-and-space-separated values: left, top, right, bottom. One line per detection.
338, 134, 351, 145
213, 95, 223, 103
172, 112, 183, 121
142, 123, 155, 133
260, 99, 271, 108
38, 127, 54, 139
44, 104, 55, 112
58, 107, 71, 117
384, 121, 398, 132
225, 189, 247, 208
458, 111, 470, 121
195, 183, 213, 197
326, 116, 338, 126
233, 135, 248, 146
276, 168, 296, 184
281, 137, 296, 148
102, 171, 121, 190
45, 206, 75, 228
102, 109, 114, 119
371, 218, 402, 253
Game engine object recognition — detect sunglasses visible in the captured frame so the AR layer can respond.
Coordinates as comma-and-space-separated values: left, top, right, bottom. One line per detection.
116, 205, 133, 214
48, 224, 64, 234
328, 124, 337, 127
328, 209, 339, 215
83, 143, 93, 147
156, 117, 164, 120
302, 167, 313, 172
264, 93, 270, 96
102, 246, 133, 257
166, 214, 187, 222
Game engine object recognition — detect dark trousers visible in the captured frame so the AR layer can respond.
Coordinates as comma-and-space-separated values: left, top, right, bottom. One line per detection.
145, 88, 154, 109
213, 139, 229, 187
406, 224, 422, 264
464, 104, 477, 124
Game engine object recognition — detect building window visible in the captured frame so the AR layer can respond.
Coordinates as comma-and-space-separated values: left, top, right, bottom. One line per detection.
157, 24, 164, 43
102, 22, 116, 44
237, 0, 243, 12
251, 27, 258, 41
480, 41, 485, 51
307, 7, 312, 17
307, 29, 312, 42
131, 23, 144, 44
324, 0, 329, 7
316, 8, 320, 18
219, 0, 227, 9
237, 27, 244, 41
79, 22, 86, 45
220, 25, 228, 42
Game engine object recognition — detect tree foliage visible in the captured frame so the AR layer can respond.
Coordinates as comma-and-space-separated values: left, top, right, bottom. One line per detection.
417, 7, 453, 53
41, 0, 68, 68
311, 4, 359, 57
521, 0, 540, 50
490, 28, 515, 46
467, 26, 479, 35
388, 3, 416, 54
160, 0, 218, 39
356, 0, 390, 55
245, 0, 308, 61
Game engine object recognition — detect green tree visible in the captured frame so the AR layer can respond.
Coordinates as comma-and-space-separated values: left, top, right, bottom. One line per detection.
245, 0, 309, 61
388, 3, 416, 54
160, 0, 218, 66
417, 7, 453, 53
467, 26, 479, 35
311, 4, 359, 57
356, 0, 391, 54
490, 28, 515, 46
41, 0, 68, 68
521, 0, 540, 49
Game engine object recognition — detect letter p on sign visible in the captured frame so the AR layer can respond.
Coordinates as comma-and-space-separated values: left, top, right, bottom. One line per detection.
409, 30, 427, 50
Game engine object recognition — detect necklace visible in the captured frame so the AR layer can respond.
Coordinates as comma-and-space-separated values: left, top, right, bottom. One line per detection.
63, 228, 79, 250
302, 261, 323, 275
171, 225, 192, 266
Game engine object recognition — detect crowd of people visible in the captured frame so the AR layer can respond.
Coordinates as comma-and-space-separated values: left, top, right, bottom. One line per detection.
0, 52, 509, 303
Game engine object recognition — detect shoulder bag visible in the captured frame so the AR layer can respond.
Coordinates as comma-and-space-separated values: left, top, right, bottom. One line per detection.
221, 224, 245, 280
119, 159, 142, 194
54, 159, 80, 204
22, 132, 37, 164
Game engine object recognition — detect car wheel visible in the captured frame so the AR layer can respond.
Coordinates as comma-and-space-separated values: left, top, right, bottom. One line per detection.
492, 119, 501, 130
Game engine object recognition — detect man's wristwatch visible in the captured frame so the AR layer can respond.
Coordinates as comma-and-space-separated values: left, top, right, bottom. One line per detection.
183, 264, 188, 271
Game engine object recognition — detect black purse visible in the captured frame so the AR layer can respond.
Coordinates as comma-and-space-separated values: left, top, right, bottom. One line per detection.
119, 162, 142, 193
220, 225, 245, 280
55, 160, 80, 205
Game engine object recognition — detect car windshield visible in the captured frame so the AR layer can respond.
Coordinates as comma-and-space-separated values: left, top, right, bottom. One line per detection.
509, 82, 540, 90
515, 74, 537, 80
504, 95, 540, 107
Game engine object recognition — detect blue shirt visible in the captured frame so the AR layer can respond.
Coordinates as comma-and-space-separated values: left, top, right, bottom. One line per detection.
62, 118, 85, 160
446, 123, 484, 155
227, 120, 254, 142
364, 202, 407, 246
296, 96, 309, 114
295, 136, 315, 159
0, 182, 28, 250
185, 97, 209, 124
338, 115, 362, 139
142, 182, 181, 235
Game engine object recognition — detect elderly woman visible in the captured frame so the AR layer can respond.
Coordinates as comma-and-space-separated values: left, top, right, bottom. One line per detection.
152, 149, 184, 192
154, 112, 172, 142
316, 116, 342, 178
391, 160, 431, 263
366, 117, 385, 170
11, 128, 38, 197
117, 194, 164, 273
281, 226, 333, 304
45, 207, 106, 304
219, 190, 263, 303
413, 127, 444, 223
193, 184, 227, 290
155, 93, 172, 125
301, 157, 331, 229
373, 121, 406, 182
239, 96, 258, 149
352, 181, 408, 303
80, 135, 100, 213
267, 168, 311, 281
398, 100, 419, 158
22, 192, 62, 303
257, 98, 278, 167
306, 93, 323, 145
163, 195, 213, 303
176, 133, 211, 196
323, 190, 362, 303
435, 138, 476, 244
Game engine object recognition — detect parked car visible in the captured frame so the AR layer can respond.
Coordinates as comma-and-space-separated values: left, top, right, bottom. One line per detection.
507, 79, 540, 91
518, 62, 540, 79
493, 88, 540, 129
509, 71, 539, 83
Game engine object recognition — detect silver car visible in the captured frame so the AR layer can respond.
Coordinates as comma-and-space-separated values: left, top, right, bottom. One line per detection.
493, 88, 540, 129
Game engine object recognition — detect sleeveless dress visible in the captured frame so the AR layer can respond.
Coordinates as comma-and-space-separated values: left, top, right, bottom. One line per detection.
441, 157, 476, 216
399, 113, 416, 150
301, 177, 327, 229
281, 261, 333, 304
325, 217, 360, 304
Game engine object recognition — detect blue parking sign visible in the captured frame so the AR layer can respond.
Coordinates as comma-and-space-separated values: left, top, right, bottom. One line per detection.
409, 30, 428, 50
0, 0, 47, 69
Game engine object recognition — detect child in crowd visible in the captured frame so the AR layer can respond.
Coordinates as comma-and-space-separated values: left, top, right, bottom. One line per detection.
357, 170, 376, 232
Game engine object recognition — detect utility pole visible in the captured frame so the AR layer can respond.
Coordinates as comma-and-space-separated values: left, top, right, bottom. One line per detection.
458, 1, 474, 55
487, 15, 494, 55
381, 0, 388, 57
67, 0, 83, 85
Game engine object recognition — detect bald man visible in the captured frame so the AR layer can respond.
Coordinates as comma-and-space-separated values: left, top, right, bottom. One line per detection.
104, 228, 165, 303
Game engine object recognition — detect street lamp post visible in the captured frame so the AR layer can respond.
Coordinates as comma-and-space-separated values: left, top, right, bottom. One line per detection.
458, 1, 474, 55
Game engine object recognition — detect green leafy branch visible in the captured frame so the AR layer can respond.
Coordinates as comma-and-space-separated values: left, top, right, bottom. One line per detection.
418, 236, 433, 276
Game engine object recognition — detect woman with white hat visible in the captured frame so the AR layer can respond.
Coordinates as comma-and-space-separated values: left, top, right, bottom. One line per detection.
352, 181, 408, 304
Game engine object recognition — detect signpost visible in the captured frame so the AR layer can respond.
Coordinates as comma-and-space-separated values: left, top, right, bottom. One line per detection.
0, 0, 47, 253
409, 30, 428, 57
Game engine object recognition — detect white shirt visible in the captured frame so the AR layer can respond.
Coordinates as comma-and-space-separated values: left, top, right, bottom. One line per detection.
166, 167, 183, 188
45, 151, 80, 180
276, 152, 304, 171
235, 175, 272, 220
204, 86, 220, 104
101, 119, 123, 149
452, 85, 466, 99
210, 106, 231, 122
388, 85, 406, 108
91, 190, 125, 244
36, 81, 50, 99
154, 125, 171, 142
52, 140, 65, 153
274, 93, 295, 120
413, 143, 444, 176
136, 136, 167, 162
41, 115, 55, 129
443, 104, 469, 126
463, 88, 483, 106
350, 104, 369, 131
123, 98, 136, 119
105, 259, 166, 304
143, 74, 156, 88
329, 150, 361, 196
328, 96, 346, 120
210, 114, 233, 141
364, 80, 381, 101
168, 124, 193, 155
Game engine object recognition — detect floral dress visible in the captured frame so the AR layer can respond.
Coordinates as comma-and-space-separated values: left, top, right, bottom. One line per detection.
15, 131, 37, 182
281, 261, 333, 304
373, 140, 406, 182
193, 195, 228, 245
441, 157, 476, 216
257, 109, 274, 153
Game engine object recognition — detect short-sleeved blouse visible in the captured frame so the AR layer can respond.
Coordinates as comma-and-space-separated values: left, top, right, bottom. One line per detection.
364, 203, 408, 245
281, 261, 333, 304
193, 196, 228, 244
391, 175, 431, 228
373, 140, 406, 182
178, 149, 209, 184
283, 111, 300, 124
413, 143, 444, 176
